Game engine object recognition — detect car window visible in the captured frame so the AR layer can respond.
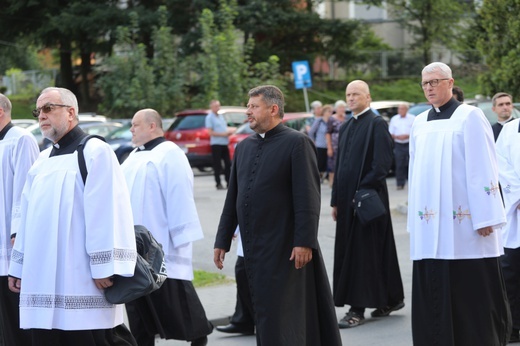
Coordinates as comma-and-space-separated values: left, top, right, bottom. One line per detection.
106, 124, 132, 140
285, 119, 305, 131
170, 115, 207, 130
408, 104, 431, 116
223, 112, 248, 127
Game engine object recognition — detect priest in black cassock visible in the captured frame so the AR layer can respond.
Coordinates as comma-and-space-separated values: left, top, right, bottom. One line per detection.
214, 85, 342, 346
331, 80, 404, 328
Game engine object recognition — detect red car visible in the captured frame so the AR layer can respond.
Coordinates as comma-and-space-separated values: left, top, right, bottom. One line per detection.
228, 112, 313, 159
164, 107, 247, 171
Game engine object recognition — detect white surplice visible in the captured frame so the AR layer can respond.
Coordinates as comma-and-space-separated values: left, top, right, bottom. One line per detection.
0, 126, 39, 276
9, 138, 137, 330
121, 141, 203, 281
408, 104, 506, 260
496, 118, 520, 249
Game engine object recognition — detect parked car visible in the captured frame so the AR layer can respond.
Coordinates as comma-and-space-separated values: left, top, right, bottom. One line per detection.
228, 112, 313, 159
371, 100, 410, 122
105, 121, 134, 163
12, 119, 37, 128
408, 102, 431, 116
164, 107, 248, 171
466, 100, 520, 125
27, 116, 111, 150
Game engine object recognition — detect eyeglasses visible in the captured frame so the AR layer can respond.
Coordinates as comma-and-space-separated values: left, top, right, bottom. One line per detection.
32, 103, 71, 118
420, 78, 450, 89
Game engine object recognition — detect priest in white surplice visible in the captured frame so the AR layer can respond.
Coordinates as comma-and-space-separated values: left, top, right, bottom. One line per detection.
496, 118, 520, 343
122, 109, 212, 346
408, 62, 511, 346
0, 93, 38, 345
8, 87, 138, 345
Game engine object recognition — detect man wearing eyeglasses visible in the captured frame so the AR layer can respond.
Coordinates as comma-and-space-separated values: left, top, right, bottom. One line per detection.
8, 87, 138, 345
408, 62, 511, 345
491, 92, 515, 141
0, 93, 38, 345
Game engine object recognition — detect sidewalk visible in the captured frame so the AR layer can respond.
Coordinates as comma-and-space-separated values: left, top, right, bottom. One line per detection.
154, 177, 412, 345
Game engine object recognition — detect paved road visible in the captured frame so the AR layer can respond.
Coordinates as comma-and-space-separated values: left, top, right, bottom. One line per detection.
152, 171, 413, 345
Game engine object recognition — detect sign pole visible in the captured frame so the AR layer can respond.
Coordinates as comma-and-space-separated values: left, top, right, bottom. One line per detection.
303, 87, 310, 113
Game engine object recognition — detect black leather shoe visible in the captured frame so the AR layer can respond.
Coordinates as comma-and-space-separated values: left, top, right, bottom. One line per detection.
216, 323, 254, 335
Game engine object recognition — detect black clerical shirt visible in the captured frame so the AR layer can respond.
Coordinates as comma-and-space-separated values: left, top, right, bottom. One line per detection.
427, 97, 461, 121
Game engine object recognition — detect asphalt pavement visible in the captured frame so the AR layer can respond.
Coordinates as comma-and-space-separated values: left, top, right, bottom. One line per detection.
151, 171, 413, 345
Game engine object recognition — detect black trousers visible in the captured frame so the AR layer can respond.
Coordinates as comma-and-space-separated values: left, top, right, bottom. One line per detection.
412, 258, 511, 346
230, 256, 255, 329
211, 144, 231, 186
0, 276, 31, 346
502, 247, 520, 330
28, 325, 137, 346
126, 279, 213, 345
393, 142, 409, 187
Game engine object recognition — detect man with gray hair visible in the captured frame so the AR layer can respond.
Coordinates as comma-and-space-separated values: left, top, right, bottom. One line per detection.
8, 87, 138, 345
408, 62, 511, 345
214, 85, 341, 345
0, 93, 38, 345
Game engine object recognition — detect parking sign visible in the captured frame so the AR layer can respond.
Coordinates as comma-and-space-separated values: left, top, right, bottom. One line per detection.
292, 61, 312, 90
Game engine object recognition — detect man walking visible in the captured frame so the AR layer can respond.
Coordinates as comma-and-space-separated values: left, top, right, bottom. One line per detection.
408, 62, 511, 345
8, 87, 137, 345
496, 117, 520, 343
388, 103, 414, 190
122, 109, 213, 346
0, 93, 38, 345
214, 85, 341, 346
206, 100, 233, 190
332, 80, 404, 328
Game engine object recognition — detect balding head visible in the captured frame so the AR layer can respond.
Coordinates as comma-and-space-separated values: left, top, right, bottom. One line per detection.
345, 80, 371, 115
131, 108, 164, 147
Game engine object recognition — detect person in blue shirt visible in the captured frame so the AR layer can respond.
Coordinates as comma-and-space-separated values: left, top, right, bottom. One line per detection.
205, 100, 234, 190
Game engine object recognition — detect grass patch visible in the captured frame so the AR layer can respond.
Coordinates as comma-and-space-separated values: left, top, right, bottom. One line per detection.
9, 97, 35, 119
193, 269, 234, 288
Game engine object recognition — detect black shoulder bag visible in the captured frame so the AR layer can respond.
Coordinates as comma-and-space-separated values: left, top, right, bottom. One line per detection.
352, 117, 387, 226
78, 135, 167, 304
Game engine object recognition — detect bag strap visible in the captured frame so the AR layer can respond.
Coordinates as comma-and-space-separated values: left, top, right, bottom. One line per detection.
77, 134, 106, 185
355, 116, 375, 191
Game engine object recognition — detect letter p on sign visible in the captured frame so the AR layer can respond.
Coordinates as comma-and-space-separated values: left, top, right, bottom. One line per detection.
292, 61, 312, 90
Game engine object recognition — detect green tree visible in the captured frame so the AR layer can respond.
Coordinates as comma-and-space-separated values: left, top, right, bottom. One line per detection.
195, 0, 285, 107
476, 0, 520, 99
362, 0, 470, 65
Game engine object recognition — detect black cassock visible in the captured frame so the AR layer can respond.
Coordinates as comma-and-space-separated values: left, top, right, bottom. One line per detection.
331, 110, 404, 308
215, 123, 342, 346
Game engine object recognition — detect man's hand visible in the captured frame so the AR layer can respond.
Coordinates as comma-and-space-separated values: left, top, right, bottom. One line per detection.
477, 226, 494, 237
290, 247, 312, 269
332, 206, 337, 221
8, 276, 21, 293
94, 277, 114, 289
214, 248, 226, 270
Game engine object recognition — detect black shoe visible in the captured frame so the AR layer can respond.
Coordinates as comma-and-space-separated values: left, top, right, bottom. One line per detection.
371, 301, 405, 317
216, 323, 254, 335
191, 335, 208, 346
216, 184, 226, 190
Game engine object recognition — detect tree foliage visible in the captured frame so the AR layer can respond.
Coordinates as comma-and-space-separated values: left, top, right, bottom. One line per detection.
362, 0, 469, 65
194, 0, 285, 107
476, 0, 520, 99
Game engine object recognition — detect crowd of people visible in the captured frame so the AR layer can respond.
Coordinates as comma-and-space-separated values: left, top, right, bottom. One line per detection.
1, 60, 519, 346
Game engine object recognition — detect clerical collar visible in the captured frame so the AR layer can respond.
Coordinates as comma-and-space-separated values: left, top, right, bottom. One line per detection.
498, 116, 514, 126
427, 97, 460, 121
0, 122, 14, 140
50, 125, 86, 156
137, 137, 166, 151
352, 107, 370, 120
257, 122, 284, 139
